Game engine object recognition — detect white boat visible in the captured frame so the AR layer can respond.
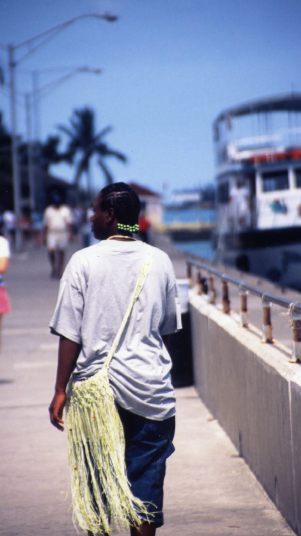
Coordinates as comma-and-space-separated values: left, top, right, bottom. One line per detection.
213, 93, 301, 290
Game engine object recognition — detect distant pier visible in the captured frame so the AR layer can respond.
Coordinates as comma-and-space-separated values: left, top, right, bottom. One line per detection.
153, 221, 214, 241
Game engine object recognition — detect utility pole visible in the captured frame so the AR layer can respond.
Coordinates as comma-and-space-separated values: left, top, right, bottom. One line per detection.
8, 45, 22, 251
6, 12, 117, 251
25, 93, 35, 212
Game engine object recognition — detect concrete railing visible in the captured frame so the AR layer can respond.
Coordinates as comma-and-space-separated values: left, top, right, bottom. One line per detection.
189, 288, 301, 535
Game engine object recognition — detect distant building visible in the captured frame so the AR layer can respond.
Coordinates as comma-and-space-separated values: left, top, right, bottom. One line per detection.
169, 189, 201, 208
128, 182, 163, 224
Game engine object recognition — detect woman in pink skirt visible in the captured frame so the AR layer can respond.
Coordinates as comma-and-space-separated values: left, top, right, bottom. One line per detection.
0, 223, 11, 349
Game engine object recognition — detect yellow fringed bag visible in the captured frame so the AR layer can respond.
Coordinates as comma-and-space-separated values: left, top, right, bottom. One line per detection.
66, 253, 153, 536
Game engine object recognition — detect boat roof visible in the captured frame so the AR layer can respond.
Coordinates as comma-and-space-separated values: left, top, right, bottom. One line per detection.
214, 93, 301, 126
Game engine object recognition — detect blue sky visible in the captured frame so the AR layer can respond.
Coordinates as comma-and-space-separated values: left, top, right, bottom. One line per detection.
1, 0, 301, 196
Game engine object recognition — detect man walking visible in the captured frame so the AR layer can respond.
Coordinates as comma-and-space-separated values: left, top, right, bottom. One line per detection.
43, 193, 72, 278
49, 182, 181, 535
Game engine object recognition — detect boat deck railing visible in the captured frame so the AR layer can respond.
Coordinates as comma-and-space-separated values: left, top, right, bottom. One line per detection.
186, 254, 301, 363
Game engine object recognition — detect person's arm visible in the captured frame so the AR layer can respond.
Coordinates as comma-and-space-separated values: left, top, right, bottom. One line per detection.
0, 257, 9, 273
43, 224, 48, 244
68, 222, 73, 242
48, 336, 81, 431
66, 207, 73, 241
0, 237, 10, 273
42, 208, 50, 244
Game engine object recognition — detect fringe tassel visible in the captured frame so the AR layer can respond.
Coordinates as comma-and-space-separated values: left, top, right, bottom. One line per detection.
66, 368, 151, 535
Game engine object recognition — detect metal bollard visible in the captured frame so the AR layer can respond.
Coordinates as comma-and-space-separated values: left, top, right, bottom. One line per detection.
262, 299, 273, 343
208, 275, 216, 304
222, 279, 230, 314
289, 305, 301, 363
239, 289, 248, 327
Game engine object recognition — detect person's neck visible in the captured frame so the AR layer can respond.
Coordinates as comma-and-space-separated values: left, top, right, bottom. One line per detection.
107, 233, 135, 241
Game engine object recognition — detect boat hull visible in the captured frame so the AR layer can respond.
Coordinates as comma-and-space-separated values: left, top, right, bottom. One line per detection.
216, 226, 301, 290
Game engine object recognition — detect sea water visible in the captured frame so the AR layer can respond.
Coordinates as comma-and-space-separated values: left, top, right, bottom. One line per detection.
163, 207, 216, 261
164, 207, 215, 224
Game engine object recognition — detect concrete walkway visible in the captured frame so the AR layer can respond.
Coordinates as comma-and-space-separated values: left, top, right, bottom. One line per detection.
0, 241, 295, 536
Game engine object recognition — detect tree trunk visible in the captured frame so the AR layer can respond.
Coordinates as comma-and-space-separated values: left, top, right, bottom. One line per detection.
98, 159, 113, 185
86, 163, 93, 202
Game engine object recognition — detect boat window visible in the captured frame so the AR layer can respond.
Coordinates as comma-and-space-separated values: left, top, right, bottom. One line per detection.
217, 182, 229, 203
295, 169, 301, 188
261, 171, 289, 192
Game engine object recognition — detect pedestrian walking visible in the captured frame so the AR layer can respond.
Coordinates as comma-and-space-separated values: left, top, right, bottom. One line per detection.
43, 193, 72, 278
48, 182, 181, 536
0, 222, 11, 350
3, 209, 16, 248
30, 210, 44, 247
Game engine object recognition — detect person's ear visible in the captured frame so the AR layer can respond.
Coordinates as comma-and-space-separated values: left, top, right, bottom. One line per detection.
105, 208, 115, 224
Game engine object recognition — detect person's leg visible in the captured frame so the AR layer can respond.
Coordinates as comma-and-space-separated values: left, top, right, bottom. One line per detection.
57, 248, 65, 278
48, 249, 56, 278
130, 522, 157, 536
88, 523, 157, 536
118, 407, 175, 534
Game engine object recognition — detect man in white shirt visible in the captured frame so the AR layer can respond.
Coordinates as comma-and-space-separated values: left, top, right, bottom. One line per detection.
49, 183, 181, 536
43, 193, 72, 278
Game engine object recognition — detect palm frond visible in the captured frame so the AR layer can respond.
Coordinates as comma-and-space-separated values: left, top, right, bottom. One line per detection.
57, 107, 127, 195
94, 126, 113, 143
97, 144, 127, 163
57, 125, 75, 138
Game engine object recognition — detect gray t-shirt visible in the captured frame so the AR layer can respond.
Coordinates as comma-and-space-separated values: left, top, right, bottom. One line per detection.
49, 240, 181, 420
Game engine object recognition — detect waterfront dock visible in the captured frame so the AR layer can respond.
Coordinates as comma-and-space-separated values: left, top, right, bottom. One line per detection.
0, 240, 295, 535
153, 220, 214, 241
151, 229, 301, 349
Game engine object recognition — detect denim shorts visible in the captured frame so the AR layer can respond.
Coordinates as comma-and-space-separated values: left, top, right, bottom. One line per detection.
118, 405, 176, 527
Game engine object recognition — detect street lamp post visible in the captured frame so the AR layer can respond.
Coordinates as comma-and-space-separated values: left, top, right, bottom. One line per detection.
6, 12, 117, 250
8, 45, 22, 249
24, 92, 35, 213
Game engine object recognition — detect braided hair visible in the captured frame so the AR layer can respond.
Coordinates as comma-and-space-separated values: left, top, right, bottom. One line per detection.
99, 182, 141, 226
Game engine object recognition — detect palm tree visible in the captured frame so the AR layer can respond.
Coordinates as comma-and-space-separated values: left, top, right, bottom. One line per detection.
39, 135, 72, 172
58, 107, 127, 196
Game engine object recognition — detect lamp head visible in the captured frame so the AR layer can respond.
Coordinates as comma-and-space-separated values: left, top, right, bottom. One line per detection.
98, 13, 118, 22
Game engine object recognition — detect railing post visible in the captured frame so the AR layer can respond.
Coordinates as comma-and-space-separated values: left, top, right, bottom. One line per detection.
196, 270, 208, 295
196, 270, 203, 295
187, 262, 193, 288
289, 305, 301, 363
208, 275, 216, 304
262, 298, 273, 343
222, 279, 230, 314
239, 289, 248, 327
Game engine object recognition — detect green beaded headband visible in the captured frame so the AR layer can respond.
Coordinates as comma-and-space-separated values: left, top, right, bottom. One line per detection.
117, 223, 140, 232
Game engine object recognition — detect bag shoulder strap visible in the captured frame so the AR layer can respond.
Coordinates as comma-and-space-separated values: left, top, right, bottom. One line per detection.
103, 249, 153, 370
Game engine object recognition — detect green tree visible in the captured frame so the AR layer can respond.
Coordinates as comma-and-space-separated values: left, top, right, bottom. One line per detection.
58, 107, 127, 195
